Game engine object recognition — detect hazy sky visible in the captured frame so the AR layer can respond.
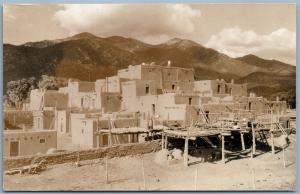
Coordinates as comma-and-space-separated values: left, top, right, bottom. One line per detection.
4, 4, 296, 65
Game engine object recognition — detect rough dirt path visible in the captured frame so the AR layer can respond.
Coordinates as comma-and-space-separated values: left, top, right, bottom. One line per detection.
3, 134, 296, 191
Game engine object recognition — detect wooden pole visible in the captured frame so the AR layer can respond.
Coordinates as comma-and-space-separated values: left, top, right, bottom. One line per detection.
271, 107, 275, 155
108, 117, 112, 147
282, 147, 286, 168
161, 134, 165, 149
194, 167, 198, 190
165, 136, 168, 149
271, 132, 275, 155
241, 132, 245, 150
221, 135, 225, 163
251, 122, 256, 156
142, 158, 146, 190
184, 137, 189, 167
105, 156, 109, 184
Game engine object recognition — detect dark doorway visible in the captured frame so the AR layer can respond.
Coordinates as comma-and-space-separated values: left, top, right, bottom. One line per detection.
152, 104, 156, 115
10, 141, 19, 157
189, 97, 192, 105
172, 84, 175, 90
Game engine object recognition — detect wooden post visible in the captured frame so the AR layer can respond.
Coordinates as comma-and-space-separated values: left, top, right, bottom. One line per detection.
165, 136, 168, 149
251, 122, 256, 156
282, 147, 286, 168
241, 132, 245, 151
271, 108, 275, 155
184, 137, 189, 167
142, 158, 146, 190
221, 135, 225, 163
13, 113, 16, 125
194, 167, 198, 190
105, 156, 109, 184
161, 134, 165, 149
271, 132, 275, 155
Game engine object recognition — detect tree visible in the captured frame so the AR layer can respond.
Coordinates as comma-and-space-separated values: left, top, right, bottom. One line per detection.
6, 77, 37, 108
38, 75, 59, 90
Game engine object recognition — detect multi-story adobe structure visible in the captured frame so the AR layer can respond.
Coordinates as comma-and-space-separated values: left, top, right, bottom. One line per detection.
19, 62, 288, 151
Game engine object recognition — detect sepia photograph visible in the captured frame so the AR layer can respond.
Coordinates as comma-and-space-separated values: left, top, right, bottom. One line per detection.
2, 3, 296, 191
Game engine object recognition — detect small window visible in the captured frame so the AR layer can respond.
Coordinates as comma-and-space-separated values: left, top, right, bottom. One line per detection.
217, 85, 221, 93
146, 86, 150, 94
189, 97, 192, 105
168, 72, 171, 76
40, 139, 45, 143
172, 84, 175, 90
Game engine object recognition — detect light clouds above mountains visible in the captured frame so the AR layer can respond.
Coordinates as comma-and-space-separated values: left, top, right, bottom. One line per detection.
205, 27, 296, 65
3, 4, 296, 65
54, 4, 202, 44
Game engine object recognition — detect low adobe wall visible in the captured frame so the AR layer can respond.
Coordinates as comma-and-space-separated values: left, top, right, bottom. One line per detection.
3, 140, 161, 171
4, 110, 33, 128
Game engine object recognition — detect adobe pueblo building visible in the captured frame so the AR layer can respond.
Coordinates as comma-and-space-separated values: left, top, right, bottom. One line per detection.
4, 62, 292, 166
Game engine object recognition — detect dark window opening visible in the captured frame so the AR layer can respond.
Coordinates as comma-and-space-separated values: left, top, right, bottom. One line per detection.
189, 97, 192, 105
225, 85, 228, 93
217, 85, 221, 93
205, 111, 210, 120
249, 102, 252, 110
152, 104, 156, 115
39, 139, 45, 143
146, 86, 150, 94
10, 141, 19, 157
172, 84, 175, 90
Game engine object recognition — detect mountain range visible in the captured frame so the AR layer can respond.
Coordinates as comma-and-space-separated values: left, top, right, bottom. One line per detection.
3, 32, 296, 104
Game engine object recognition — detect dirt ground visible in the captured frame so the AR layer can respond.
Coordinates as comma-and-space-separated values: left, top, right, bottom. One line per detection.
3, 134, 296, 191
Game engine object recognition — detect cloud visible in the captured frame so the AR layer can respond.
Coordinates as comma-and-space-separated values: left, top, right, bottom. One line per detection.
205, 26, 296, 65
53, 4, 201, 44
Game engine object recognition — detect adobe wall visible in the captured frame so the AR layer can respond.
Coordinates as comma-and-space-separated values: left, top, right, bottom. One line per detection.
4, 110, 33, 129
29, 89, 43, 110
95, 76, 127, 93
29, 90, 68, 110
33, 110, 55, 130
101, 93, 122, 113
3, 140, 161, 171
194, 80, 247, 97
141, 65, 163, 88
43, 92, 68, 110
117, 65, 142, 80
3, 130, 57, 157
55, 110, 70, 134
174, 95, 200, 106
72, 119, 97, 149
69, 113, 86, 135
